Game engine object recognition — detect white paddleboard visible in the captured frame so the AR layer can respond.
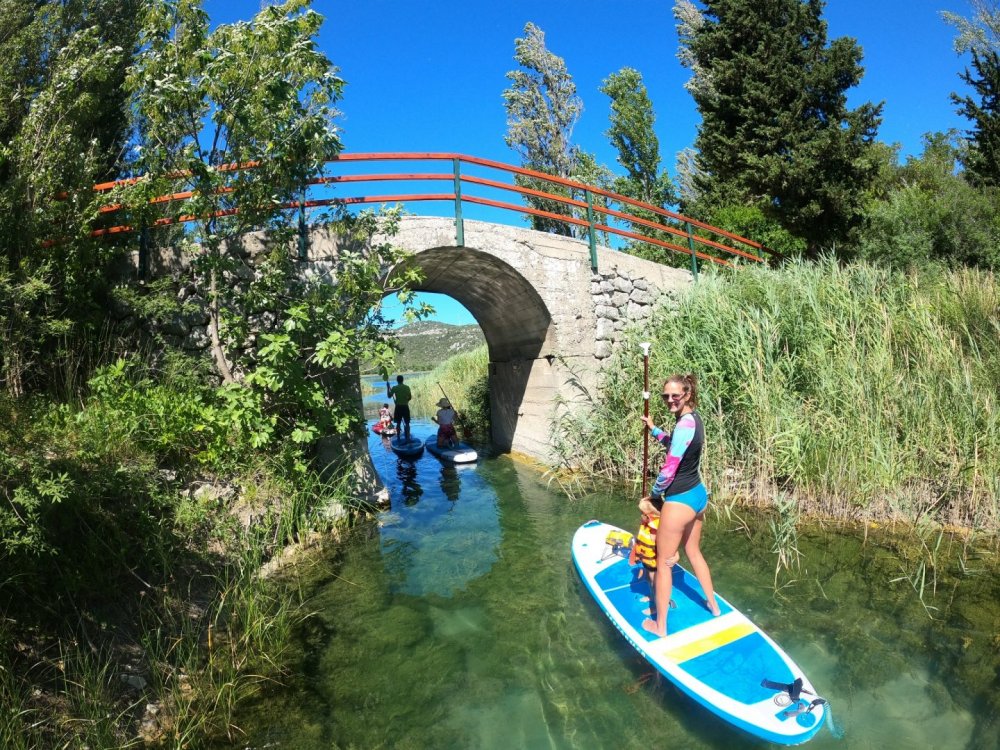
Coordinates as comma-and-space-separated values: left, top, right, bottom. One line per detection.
572, 520, 827, 746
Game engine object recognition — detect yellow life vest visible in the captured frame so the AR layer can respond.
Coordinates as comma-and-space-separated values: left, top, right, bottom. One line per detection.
634, 518, 659, 567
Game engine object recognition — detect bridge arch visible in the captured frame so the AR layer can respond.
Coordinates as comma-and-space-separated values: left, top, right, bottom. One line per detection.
315, 215, 693, 461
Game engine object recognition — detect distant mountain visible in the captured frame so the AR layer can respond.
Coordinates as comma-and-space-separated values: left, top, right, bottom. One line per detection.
374, 321, 486, 373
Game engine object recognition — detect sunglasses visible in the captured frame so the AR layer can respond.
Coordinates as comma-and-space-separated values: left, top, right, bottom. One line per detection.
661, 392, 686, 401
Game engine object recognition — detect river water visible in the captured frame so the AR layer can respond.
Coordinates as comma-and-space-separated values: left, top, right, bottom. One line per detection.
226, 420, 1000, 749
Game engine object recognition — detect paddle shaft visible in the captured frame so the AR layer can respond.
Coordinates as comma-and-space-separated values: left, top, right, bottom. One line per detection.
641, 344, 651, 496
437, 381, 471, 438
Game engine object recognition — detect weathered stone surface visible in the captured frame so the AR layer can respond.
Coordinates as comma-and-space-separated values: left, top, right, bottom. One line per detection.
627, 301, 651, 320
182, 327, 210, 351
595, 304, 620, 320
612, 276, 633, 293
595, 317, 615, 341
629, 288, 654, 305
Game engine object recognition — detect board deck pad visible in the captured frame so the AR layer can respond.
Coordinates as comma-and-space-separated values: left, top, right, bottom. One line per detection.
572, 520, 826, 746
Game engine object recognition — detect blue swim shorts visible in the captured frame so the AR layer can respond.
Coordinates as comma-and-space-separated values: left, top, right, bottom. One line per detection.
662, 483, 708, 514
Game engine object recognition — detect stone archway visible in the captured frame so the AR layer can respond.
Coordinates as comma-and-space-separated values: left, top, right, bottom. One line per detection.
360, 216, 692, 462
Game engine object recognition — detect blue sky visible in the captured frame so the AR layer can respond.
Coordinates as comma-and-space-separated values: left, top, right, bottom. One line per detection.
207, 0, 978, 327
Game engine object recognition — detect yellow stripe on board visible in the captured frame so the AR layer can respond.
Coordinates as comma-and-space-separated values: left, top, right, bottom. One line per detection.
662, 622, 756, 664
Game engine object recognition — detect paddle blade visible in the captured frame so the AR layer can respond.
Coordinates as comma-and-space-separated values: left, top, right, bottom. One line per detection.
825, 705, 845, 740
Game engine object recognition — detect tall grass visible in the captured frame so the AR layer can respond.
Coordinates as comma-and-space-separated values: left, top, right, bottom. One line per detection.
554, 258, 1000, 532
408, 345, 491, 438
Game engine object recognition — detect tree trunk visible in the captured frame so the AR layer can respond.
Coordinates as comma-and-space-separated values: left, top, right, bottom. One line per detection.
208, 267, 235, 384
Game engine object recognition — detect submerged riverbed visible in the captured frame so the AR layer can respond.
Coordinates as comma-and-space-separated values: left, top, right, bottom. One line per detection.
224, 420, 1000, 749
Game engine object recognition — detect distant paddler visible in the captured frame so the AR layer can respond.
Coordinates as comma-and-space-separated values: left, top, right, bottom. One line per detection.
386, 374, 412, 441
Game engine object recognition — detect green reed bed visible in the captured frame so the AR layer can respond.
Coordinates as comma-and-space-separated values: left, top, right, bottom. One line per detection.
554, 258, 1000, 532
408, 345, 491, 438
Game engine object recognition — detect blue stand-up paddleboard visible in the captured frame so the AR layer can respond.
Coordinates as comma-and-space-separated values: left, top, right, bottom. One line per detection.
423, 438, 478, 464
572, 520, 827, 746
389, 436, 424, 459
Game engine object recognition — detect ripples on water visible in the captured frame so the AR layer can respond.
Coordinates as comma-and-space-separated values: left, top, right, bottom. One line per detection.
224, 421, 1000, 749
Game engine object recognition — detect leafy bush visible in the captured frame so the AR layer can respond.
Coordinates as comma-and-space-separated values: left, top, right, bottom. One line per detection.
704, 203, 807, 259
857, 132, 1000, 270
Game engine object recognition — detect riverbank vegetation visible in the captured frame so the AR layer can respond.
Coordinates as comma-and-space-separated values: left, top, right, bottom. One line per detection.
554, 259, 1000, 535
0, 348, 377, 747
0, 1, 414, 745
2, 0, 998, 745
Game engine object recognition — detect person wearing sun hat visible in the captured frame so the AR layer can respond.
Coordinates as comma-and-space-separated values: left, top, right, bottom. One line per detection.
432, 397, 458, 448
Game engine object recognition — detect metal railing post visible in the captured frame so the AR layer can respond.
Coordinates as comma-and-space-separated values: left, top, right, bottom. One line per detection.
586, 190, 598, 272
685, 221, 699, 281
453, 158, 465, 247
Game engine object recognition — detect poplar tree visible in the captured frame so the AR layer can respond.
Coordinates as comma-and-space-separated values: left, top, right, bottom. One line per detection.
0, 0, 142, 396
502, 22, 583, 235
600, 67, 680, 262
675, 0, 882, 252
600, 67, 676, 209
942, 0, 1000, 57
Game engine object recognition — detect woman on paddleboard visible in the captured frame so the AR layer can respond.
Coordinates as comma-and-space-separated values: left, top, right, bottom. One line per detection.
639, 373, 720, 637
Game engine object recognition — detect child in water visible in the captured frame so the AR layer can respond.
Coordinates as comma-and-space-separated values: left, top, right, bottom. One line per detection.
629, 498, 678, 614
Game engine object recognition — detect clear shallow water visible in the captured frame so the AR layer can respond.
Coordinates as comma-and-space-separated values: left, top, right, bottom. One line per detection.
225, 421, 1000, 749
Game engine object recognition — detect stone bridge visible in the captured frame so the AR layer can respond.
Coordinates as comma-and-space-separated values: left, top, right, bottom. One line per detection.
310, 216, 692, 463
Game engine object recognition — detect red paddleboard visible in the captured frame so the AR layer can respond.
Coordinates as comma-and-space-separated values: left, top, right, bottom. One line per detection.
372, 422, 396, 436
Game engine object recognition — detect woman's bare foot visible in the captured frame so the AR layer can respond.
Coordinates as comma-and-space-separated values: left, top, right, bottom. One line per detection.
642, 619, 666, 637
707, 596, 721, 616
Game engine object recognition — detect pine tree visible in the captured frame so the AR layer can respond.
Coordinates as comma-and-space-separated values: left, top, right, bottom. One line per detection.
675, 0, 882, 252
953, 50, 1000, 187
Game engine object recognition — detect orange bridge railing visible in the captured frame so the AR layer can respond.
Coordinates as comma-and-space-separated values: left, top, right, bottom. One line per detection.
74, 152, 774, 276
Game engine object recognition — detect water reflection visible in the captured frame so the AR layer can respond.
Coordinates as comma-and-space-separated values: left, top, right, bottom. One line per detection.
439, 464, 461, 502
372, 421, 500, 598
222, 445, 1000, 750
396, 460, 423, 506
